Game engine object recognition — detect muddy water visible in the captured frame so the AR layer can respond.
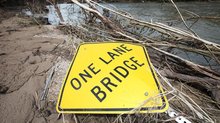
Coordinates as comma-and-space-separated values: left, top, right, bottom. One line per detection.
111, 2, 220, 70
48, 2, 220, 43
47, 2, 220, 71
112, 2, 220, 44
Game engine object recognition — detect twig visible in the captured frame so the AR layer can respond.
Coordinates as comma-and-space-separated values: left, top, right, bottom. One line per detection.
91, 1, 220, 49
169, 0, 198, 36
40, 66, 55, 101
73, 114, 78, 123
151, 46, 220, 80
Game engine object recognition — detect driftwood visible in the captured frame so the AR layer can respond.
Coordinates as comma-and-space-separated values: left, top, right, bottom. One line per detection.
161, 69, 220, 102
47, 0, 64, 22
56, 0, 220, 122
65, 0, 220, 99
149, 46, 220, 105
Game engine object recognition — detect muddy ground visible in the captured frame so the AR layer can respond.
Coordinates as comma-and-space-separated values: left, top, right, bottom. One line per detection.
0, 10, 76, 123
0, 11, 125, 123
0, 10, 115, 123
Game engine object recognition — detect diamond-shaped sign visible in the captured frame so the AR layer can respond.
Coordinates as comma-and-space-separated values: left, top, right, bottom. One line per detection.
57, 42, 168, 114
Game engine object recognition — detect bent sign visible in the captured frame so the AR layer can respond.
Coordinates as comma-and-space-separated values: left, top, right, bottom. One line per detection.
57, 42, 168, 114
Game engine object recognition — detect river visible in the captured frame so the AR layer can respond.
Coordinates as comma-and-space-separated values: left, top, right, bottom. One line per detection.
112, 2, 220, 44
47, 2, 220, 71
110, 2, 220, 70
48, 2, 220, 43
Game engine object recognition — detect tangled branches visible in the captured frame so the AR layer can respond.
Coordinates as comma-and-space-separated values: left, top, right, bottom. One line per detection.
57, 0, 220, 122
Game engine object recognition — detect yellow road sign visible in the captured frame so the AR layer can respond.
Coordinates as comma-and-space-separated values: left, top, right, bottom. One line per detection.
57, 42, 168, 114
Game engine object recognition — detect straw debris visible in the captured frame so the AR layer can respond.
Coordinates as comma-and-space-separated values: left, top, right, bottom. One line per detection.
54, 0, 220, 122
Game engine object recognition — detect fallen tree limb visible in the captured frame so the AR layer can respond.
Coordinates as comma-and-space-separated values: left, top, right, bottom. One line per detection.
71, 0, 123, 33
91, 1, 220, 49
57, 0, 220, 122
160, 68, 220, 104
151, 46, 220, 80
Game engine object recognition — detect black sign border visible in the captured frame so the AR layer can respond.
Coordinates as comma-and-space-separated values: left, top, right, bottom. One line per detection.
57, 42, 168, 113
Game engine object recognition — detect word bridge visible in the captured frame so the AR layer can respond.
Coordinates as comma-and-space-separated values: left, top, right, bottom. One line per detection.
57, 42, 168, 114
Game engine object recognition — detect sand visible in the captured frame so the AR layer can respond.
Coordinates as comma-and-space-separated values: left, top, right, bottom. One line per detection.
0, 13, 74, 123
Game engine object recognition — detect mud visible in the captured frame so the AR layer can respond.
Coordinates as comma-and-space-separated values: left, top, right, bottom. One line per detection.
0, 12, 74, 123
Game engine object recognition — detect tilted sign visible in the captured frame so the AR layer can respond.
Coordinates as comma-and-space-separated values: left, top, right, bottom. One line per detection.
57, 42, 168, 114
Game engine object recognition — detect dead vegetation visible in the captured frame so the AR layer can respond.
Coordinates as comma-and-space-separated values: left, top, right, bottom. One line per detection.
41, 0, 220, 122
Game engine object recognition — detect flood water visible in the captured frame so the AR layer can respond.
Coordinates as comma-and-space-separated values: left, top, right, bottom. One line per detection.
47, 2, 220, 71
111, 2, 220, 71
112, 2, 220, 44
48, 2, 220, 44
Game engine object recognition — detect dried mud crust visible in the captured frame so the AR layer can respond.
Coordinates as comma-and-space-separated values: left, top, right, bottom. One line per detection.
0, 15, 73, 123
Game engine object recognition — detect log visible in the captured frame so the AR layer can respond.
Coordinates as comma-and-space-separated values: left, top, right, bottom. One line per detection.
71, 0, 123, 33
56, 0, 220, 121
151, 47, 220, 80
160, 69, 220, 104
